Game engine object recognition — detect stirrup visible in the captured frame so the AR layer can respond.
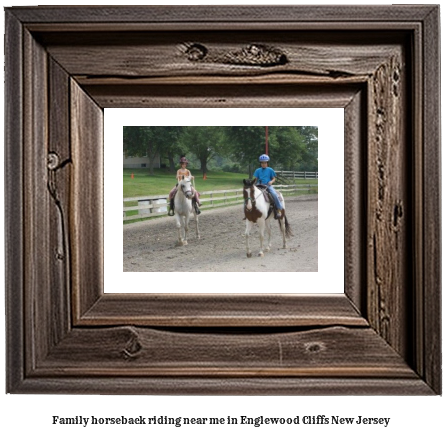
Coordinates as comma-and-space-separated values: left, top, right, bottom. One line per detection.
168, 208, 175, 216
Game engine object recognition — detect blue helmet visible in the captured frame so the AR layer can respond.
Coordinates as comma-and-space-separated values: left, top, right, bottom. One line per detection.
259, 154, 270, 162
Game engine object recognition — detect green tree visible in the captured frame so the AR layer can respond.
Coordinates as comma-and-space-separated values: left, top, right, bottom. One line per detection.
154, 126, 184, 173
223, 126, 267, 176
296, 126, 318, 171
179, 126, 225, 174
123, 126, 184, 175
267, 126, 307, 170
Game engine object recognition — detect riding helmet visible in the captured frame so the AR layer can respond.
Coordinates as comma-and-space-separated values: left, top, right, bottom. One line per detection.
259, 154, 270, 162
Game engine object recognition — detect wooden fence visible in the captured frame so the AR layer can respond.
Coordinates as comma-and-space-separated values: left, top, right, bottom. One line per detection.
123, 183, 318, 222
276, 170, 318, 180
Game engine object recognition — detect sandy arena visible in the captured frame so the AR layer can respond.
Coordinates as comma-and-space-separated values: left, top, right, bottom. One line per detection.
124, 195, 318, 272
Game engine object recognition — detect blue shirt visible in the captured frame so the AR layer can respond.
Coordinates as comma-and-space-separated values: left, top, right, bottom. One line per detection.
253, 166, 276, 185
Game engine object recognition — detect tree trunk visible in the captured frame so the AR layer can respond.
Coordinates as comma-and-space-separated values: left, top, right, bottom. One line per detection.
167, 152, 175, 173
147, 150, 157, 175
200, 158, 208, 175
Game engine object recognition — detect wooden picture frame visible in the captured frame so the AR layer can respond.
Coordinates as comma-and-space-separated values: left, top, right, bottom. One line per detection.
5, 5, 441, 394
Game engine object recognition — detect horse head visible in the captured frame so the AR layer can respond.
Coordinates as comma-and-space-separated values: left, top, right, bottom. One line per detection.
243, 178, 257, 211
179, 176, 194, 199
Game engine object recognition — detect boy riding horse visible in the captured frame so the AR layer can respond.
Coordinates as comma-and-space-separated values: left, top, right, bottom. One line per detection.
253, 154, 283, 219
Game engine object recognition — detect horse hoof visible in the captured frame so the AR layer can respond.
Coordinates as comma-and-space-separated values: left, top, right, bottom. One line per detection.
265, 247, 271, 252
258, 252, 264, 257
247, 252, 252, 258
183, 241, 188, 246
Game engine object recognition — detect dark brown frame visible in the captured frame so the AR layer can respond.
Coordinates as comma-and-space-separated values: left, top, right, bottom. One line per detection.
5, 5, 441, 394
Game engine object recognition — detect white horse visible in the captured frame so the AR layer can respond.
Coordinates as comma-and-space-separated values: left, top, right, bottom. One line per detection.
243, 178, 293, 257
173, 176, 200, 246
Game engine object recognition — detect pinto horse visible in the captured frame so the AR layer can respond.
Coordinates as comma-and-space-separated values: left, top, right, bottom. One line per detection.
243, 178, 293, 257
173, 176, 200, 246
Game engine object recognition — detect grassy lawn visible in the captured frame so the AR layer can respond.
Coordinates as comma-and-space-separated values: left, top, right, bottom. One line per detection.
123, 168, 317, 198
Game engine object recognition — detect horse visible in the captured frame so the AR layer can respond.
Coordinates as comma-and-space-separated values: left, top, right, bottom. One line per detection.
173, 176, 200, 246
243, 178, 293, 257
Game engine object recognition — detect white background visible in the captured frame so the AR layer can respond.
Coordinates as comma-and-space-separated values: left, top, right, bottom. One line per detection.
1, 1, 442, 438
106, 108, 343, 293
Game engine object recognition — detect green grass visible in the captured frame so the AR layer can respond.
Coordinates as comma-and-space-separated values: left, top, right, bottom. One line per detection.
123, 168, 250, 198
123, 168, 318, 199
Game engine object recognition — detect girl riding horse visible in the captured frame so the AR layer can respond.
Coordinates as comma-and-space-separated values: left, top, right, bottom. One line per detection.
168, 156, 201, 216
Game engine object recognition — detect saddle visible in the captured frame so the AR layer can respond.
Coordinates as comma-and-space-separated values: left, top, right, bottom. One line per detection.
256, 184, 283, 219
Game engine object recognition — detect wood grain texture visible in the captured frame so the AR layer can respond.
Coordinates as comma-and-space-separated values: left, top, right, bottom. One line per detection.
4, 10, 24, 393
8, 5, 437, 24
38, 30, 405, 82
12, 376, 434, 396
83, 83, 362, 109
37, 326, 415, 378
70, 80, 104, 320
344, 90, 366, 313
422, 6, 442, 394
79, 294, 367, 327
23, 29, 50, 372
48, 58, 72, 346
4, 5, 441, 395
366, 51, 409, 357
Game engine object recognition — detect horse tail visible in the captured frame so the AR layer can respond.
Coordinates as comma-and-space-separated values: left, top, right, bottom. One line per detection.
279, 214, 294, 238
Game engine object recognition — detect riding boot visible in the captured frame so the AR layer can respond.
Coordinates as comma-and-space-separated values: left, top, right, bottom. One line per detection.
193, 201, 201, 215
168, 198, 175, 216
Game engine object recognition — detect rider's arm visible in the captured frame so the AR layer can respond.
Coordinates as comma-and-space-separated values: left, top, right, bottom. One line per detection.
267, 177, 276, 186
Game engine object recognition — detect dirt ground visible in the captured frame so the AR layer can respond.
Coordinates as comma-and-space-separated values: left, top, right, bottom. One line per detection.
123, 195, 318, 272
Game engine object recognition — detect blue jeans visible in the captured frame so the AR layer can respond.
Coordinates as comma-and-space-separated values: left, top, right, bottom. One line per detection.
267, 185, 283, 210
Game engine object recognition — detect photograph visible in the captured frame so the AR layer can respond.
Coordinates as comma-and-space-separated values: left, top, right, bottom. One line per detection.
122, 125, 319, 272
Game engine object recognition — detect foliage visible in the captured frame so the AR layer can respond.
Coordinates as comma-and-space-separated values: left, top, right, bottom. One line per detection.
123, 126, 318, 175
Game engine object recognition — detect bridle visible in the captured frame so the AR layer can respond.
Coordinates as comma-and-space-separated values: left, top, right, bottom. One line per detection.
244, 184, 263, 212
180, 180, 193, 199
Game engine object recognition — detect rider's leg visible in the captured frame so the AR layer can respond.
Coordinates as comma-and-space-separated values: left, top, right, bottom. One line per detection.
192, 187, 201, 214
193, 199, 201, 215
267, 186, 283, 218
192, 187, 201, 206
168, 187, 177, 216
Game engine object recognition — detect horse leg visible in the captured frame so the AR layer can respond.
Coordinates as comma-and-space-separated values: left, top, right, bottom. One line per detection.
245, 220, 253, 258
279, 211, 287, 249
193, 211, 200, 239
258, 218, 265, 257
175, 214, 184, 246
182, 213, 190, 245
265, 217, 272, 252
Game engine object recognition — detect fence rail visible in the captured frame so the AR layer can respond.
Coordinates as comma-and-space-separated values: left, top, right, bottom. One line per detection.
123, 183, 318, 222
276, 170, 318, 180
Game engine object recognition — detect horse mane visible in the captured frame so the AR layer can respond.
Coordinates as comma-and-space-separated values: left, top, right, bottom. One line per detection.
243, 178, 257, 187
